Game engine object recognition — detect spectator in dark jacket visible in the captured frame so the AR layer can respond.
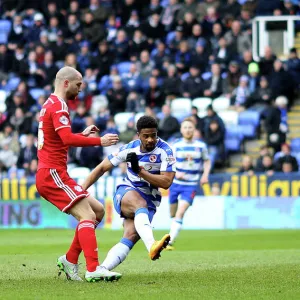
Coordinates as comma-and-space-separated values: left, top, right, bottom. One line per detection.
269, 59, 294, 107
92, 40, 114, 77
82, 12, 106, 48
203, 104, 225, 134
274, 143, 299, 172
264, 97, 288, 152
248, 76, 272, 108
145, 77, 165, 109
141, 12, 165, 41
181, 65, 204, 98
158, 104, 180, 140
259, 46, 277, 76
16, 134, 37, 169
107, 76, 128, 115
162, 65, 182, 99
255, 154, 275, 176
112, 29, 130, 63
204, 119, 225, 164
287, 48, 300, 86
203, 63, 225, 98
255, 145, 272, 171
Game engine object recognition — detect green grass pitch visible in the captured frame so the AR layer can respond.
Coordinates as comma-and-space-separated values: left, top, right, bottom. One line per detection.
1, 229, 300, 300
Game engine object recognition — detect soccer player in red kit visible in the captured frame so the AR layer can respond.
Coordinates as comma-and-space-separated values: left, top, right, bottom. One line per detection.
36, 66, 122, 282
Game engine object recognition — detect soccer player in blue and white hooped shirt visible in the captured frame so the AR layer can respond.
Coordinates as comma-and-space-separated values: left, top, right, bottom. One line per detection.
82, 116, 176, 271
166, 117, 211, 250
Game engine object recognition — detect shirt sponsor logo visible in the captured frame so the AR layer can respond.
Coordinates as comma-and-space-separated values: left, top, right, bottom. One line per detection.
149, 155, 157, 163
166, 155, 176, 163
59, 115, 69, 125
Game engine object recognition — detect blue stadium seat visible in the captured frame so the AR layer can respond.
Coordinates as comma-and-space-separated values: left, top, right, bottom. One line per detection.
5, 77, 21, 92
238, 124, 256, 139
117, 62, 131, 75
29, 88, 45, 101
291, 138, 300, 152
225, 126, 244, 141
238, 110, 260, 128
166, 31, 175, 44
0, 20, 11, 42
98, 75, 111, 93
225, 138, 242, 152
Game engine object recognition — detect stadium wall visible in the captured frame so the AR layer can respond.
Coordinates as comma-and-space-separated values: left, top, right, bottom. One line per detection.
1, 174, 300, 229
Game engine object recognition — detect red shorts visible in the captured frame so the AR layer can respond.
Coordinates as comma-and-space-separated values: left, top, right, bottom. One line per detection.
36, 168, 89, 213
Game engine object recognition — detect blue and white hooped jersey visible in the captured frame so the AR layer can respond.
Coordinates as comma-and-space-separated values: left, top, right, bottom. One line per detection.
108, 138, 176, 207
172, 138, 209, 186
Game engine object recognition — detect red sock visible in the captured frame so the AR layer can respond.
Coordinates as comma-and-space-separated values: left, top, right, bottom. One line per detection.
77, 220, 99, 272
66, 224, 82, 264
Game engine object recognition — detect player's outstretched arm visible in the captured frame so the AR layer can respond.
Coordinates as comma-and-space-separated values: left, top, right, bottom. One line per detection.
58, 127, 119, 147
138, 170, 175, 190
82, 157, 114, 190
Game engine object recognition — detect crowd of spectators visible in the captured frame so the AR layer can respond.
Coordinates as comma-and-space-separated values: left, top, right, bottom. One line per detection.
0, 0, 300, 178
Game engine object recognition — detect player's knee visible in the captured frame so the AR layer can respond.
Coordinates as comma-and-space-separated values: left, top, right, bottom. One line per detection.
95, 203, 105, 221
80, 209, 96, 222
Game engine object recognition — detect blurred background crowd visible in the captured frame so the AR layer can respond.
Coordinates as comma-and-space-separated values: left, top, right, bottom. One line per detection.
0, 0, 300, 179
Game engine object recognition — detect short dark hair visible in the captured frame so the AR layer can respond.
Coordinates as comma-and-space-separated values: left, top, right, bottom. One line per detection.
136, 116, 158, 132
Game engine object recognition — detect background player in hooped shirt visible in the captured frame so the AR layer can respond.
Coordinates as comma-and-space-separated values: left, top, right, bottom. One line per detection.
82, 116, 176, 271
35, 66, 122, 282
166, 117, 211, 250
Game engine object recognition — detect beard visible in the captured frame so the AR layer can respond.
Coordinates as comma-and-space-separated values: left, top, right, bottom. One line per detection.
66, 90, 77, 100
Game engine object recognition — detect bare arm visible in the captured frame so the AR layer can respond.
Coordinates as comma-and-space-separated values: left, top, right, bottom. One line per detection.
200, 159, 211, 185
138, 170, 175, 190
82, 157, 114, 190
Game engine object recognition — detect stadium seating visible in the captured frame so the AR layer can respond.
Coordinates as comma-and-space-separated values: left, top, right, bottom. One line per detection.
117, 61, 131, 75
212, 96, 231, 112
192, 97, 212, 116
90, 95, 108, 117
0, 20, 11, 43
171, 98, 192, 115
225, 138, 242, 153
29, 88, 45, 101
238, 110, 260, 128
291, 138, 300, 152
166, 31, 175, 44
5, 77, 21, 92
0, 89, 7, 112
134, 112, 144, 123
218, 111, 239, 126
114, 112, 134, 132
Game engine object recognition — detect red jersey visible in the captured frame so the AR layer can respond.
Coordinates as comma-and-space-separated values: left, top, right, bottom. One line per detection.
37, 94, 72, 170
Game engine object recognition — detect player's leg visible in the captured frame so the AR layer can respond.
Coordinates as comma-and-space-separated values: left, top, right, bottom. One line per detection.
169, 189, 196, 247
87, 197, 105, 228
68, 196, 122, 282
121, 190, 170, 260
101, 218, 139, 271
166, 183, 180, 250
65, 197, 105, 267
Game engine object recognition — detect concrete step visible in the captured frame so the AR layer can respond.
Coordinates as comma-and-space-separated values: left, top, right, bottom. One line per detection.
224, 167, 239, 173
288, 111, 300, 117
288, 119, 300, 125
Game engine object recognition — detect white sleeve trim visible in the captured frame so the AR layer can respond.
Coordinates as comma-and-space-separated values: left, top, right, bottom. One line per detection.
56, 110, 70, 115
55, 125, 71, 131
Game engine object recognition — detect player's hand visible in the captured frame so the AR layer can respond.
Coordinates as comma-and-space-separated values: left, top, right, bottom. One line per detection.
126, 152, 140, 174
100, 133, 119, 146
200, 175, 209, 186
82, 125, 99, 137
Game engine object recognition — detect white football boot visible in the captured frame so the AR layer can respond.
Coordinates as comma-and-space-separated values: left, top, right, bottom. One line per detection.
57, 255, 83, 281
85, 266, 122, 282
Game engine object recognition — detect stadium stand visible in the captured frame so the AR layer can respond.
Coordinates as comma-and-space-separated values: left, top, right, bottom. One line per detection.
0, 0, 300, 177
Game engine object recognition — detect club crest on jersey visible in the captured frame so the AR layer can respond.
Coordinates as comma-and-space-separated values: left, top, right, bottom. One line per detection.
149, 155, 157, 163
59, 115, 69, 125
74, 185, 83, 192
